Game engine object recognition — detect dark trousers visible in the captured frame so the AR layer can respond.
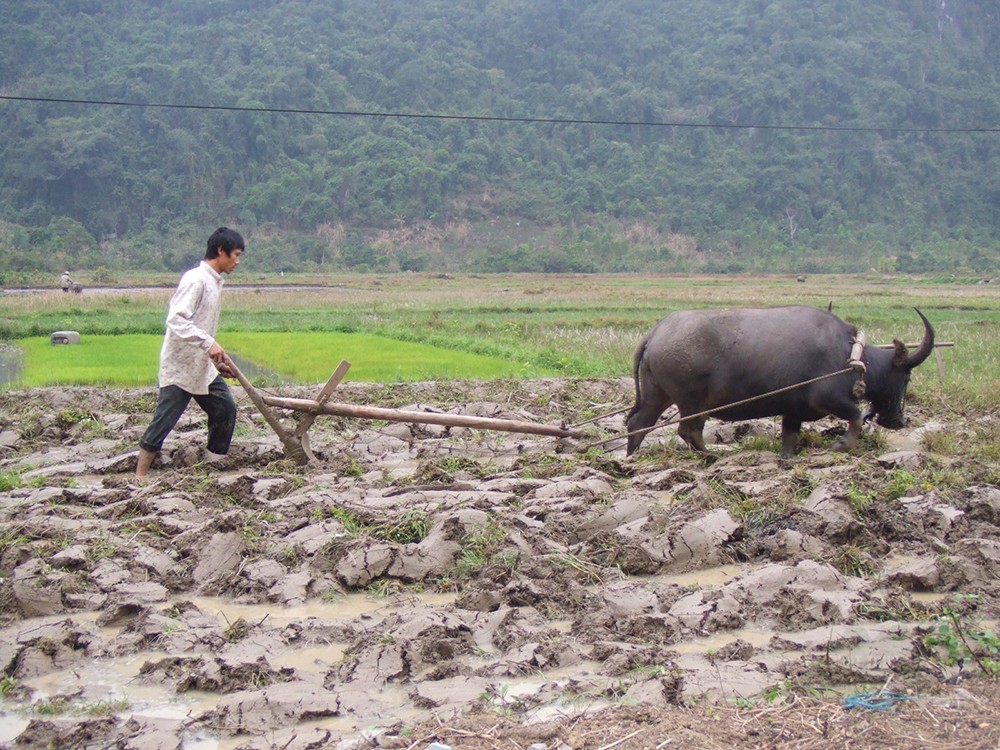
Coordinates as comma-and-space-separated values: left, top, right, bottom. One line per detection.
139, 375, 237, 454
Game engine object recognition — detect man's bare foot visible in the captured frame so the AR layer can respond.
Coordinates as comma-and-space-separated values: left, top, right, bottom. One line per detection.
135, 447, 157, 480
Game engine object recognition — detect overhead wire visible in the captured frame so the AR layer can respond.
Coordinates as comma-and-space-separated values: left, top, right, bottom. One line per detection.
2, 94, 999, 134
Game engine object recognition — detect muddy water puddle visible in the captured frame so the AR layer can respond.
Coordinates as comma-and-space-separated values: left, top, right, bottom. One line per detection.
651, 564, 746, 589
185, 590, 458, 627
0, 590, 457, 748
668, 627, 778, 656
0, 648, 221, 747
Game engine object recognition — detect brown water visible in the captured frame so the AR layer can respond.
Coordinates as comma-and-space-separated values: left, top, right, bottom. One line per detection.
0, 591, 458, 749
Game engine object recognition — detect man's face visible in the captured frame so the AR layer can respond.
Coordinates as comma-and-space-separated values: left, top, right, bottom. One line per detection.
219, 247, 244, 274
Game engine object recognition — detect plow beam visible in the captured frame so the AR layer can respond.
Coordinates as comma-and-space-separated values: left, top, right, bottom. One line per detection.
259, 394, 583, 439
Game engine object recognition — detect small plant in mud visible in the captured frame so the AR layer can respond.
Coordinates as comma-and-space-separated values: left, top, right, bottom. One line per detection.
549, 552, 611, 584
847, 468, 918, 518
119, 520, 171, 540
512, 452, 576, 479
0, 524, 30, 559
626, 438, 696, 469
232, 421, 261, 440
884, 469, 917, 500
32, 697, 71, 715
968, 423, 1000, 475
831, 545, 878, 578
918, 421, 1000, 486
857, 427, 888, 453
277, 544, 301, 567
921, 464, 971, 496
712, 478, 797, 530
55, 407, 92, 428
238, 510, 279, 553
320, 506, 428, 545
223, 617, 251, 643
326, 506, 365, 535
453, 517, 514, 578
859, 594, 926, 623
89, 534, 119, 562
924, 594, 1000, 678
737, 432, 782, 454
0, 676, 17, 697
80, 697, 132, 716
0, 470, 23, 491
479, 683, 524, 717
761, 680, 794, 705
578, 448, 632, 479
213, 487, 245, 507
247, 670, 271, 690
340, 458, 366, 478
413, 455, 493, 483
26, 694, 132, 717
368, 579, 407, 598
626, 662, 670, 679
370, 510, 429, 545
845, 480, 879, 517
921, 427, 960, 455
789, 467, 818, 500
726, 496, 788, 529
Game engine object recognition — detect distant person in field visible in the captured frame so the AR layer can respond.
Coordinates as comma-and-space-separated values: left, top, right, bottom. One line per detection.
61, 270, 73, 292
135, 227, 245, 480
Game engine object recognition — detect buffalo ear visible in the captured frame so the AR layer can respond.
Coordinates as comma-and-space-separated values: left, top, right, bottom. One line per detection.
892, 339, 909, 367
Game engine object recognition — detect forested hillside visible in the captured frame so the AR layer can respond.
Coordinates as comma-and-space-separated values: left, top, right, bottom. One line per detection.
1, 0, 998, 277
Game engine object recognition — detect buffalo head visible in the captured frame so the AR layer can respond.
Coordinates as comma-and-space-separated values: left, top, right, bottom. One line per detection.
864, 308, 934, 429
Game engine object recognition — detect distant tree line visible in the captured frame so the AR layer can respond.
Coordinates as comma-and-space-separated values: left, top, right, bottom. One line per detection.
0, 0, 998, 277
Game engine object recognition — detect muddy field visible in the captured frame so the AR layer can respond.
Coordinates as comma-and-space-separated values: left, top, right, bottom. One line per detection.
1, 379, 998, 750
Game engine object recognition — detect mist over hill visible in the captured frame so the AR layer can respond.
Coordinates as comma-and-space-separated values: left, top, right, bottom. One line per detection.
1, 0, 998, 277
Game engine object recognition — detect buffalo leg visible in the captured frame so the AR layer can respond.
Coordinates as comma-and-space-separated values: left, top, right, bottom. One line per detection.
780, 417, 801, 458
677, 415, 707, 452
832, 418, 864, 452
625, 386, 671, 456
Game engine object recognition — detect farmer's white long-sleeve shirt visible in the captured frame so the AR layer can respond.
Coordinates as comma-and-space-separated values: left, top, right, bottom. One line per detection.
158, 261, 224, 394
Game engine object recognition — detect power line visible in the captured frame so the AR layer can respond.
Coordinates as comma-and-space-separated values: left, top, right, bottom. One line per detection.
2, 94, 999, 134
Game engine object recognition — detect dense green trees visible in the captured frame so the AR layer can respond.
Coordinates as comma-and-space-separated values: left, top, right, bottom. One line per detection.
0, 0, 998, 276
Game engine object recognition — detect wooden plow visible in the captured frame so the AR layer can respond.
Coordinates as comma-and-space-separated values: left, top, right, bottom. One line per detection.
225, 356, 583, 465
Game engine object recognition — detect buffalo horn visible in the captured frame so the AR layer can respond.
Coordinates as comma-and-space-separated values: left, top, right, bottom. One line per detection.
906, 308, 935, 369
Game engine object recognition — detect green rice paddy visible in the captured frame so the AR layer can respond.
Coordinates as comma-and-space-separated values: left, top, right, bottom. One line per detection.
14, 331, 550, 387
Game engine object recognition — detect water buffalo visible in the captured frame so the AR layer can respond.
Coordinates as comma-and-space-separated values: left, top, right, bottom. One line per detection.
625, 306, 934, 458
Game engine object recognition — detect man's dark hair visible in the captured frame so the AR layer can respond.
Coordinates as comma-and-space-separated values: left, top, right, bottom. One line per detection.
205, 227, 245, 259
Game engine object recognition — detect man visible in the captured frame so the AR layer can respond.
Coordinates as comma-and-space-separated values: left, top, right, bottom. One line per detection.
135, 227, 245, 479
61, 270, 73, 292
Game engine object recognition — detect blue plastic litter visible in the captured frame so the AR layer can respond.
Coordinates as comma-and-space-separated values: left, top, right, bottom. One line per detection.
843, 691, 913, 711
